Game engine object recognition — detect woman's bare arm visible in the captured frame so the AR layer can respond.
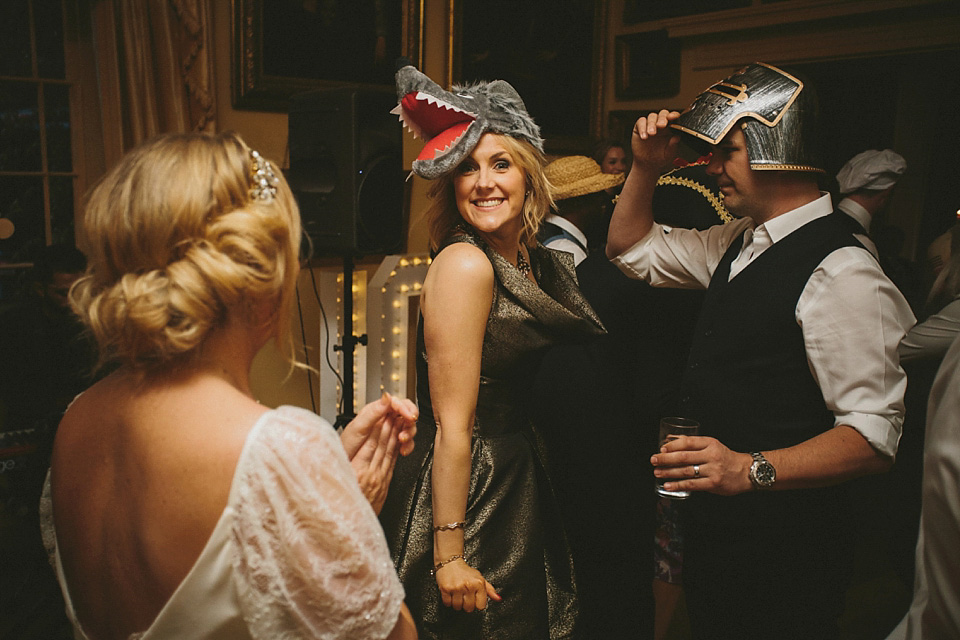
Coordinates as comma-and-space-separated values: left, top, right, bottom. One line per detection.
385, 603, 418, 639
421, 243, 500, 612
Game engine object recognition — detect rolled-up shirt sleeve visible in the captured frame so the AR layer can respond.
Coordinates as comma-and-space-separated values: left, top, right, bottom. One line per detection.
613, 209, 914, 459
799, 248, 916, 458
612, 218, 752, 289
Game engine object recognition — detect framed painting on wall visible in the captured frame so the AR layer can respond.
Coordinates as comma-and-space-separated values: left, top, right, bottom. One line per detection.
622, 0, 750, 24
453, 0, 605, 152
614, 30, 681, 100
233, 0, 422, 111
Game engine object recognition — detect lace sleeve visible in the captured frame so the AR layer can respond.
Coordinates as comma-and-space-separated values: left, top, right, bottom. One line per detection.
231, 406, 405, 640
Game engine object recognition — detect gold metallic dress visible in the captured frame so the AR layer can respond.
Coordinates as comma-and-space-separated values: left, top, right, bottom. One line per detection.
379, 231, 605, 640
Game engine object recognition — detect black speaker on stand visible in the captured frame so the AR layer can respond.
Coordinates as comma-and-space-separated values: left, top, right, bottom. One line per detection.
288, 86, 406, 255
288, 86, 406, 427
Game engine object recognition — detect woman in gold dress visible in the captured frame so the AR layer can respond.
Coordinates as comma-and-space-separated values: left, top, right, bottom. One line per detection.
379, 65, 604, 639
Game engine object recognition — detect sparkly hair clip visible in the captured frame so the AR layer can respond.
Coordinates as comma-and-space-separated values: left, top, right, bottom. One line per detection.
249, 149, 279, 202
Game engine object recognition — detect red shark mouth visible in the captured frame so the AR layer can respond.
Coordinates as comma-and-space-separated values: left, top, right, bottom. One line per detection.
393, 91, 477, 162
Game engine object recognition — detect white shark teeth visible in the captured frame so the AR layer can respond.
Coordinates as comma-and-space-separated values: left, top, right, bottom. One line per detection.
426, 128, 469, 160
390, 104, 422, 139
392, 91, 477, 141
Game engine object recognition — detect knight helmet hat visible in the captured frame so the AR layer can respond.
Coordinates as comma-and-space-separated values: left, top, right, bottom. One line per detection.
391, 63, 543, 180
671, 62, 824, 173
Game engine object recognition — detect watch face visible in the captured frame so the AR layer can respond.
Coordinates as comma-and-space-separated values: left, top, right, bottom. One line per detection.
750, 454, 776, 488
754, 462, 776, 486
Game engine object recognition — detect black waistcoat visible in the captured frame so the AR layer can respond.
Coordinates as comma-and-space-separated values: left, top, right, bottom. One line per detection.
678, 212, 866, 566
679, 212, 864, 451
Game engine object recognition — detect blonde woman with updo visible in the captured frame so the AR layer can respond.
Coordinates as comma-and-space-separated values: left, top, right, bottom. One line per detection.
39, 132, 419, 639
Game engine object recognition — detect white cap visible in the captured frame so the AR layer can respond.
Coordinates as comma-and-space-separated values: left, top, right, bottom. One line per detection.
836, 149, 906, 194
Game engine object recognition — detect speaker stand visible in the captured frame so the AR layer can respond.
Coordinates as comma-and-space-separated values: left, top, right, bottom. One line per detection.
333, 254, 367, 430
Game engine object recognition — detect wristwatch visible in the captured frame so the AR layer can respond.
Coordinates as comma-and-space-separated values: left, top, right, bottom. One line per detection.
748, 451, 776, 490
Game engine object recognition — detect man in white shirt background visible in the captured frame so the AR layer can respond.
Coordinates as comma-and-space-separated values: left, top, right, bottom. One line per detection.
605, 63, 916, 639
835, 148, 922, 311
887, 330, 960, 640
835, 147, 907, 253
538, 155, 622, 265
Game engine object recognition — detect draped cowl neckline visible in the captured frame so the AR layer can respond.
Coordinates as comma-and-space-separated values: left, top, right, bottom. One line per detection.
450, 228, 606, 341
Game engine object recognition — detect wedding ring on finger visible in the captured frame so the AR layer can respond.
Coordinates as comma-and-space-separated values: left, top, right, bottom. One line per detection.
693, 464, 701, 478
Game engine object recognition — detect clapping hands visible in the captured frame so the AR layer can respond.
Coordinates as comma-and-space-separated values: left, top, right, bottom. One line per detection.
341, 393, 418, 513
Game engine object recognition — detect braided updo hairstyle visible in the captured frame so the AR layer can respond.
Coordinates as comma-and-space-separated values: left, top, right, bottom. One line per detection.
71, 132, 302, 371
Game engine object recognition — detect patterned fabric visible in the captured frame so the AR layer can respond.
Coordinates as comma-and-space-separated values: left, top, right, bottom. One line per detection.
40, 406, 404, 640
654, 497, 684, 585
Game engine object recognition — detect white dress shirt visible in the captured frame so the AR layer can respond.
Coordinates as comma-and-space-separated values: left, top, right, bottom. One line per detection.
612, 193, 915, 457
837, 197, 879, 257
541, 213, 588, 266
899, 298, 960, 363
887, 333, 960, 639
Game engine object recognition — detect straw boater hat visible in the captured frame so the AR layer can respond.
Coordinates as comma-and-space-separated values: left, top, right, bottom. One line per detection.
546, 155, 624, 201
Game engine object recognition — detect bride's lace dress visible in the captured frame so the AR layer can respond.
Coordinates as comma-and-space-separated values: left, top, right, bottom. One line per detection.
40, 405, 404, 639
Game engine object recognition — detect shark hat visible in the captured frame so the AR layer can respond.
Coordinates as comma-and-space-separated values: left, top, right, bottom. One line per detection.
391, 63, 543, 180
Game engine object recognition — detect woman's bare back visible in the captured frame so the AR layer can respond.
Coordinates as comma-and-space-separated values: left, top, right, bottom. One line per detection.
49, 369, 265, 640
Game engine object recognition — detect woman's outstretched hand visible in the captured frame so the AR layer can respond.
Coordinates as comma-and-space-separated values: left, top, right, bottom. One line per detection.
435, 559, 501, 613
342, 393, 418, 513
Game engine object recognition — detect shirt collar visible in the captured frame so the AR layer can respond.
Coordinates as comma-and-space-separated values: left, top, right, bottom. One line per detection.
837, 197, 872, 233
543, 212, 588, 247
757, 192, 833, 245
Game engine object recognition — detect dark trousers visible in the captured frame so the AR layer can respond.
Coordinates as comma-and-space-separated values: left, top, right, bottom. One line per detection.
680, 493, 853, 640
684, 555, 849, 640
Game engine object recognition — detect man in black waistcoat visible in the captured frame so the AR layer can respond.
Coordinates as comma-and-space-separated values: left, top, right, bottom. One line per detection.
531, 159, 730, 639
605, 63, 916, 639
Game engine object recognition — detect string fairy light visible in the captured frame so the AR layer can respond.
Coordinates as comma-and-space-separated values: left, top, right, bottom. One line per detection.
365, 254, 431, 398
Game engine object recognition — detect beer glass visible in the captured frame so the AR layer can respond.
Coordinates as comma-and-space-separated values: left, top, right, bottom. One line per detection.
655, 417, 699, 499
